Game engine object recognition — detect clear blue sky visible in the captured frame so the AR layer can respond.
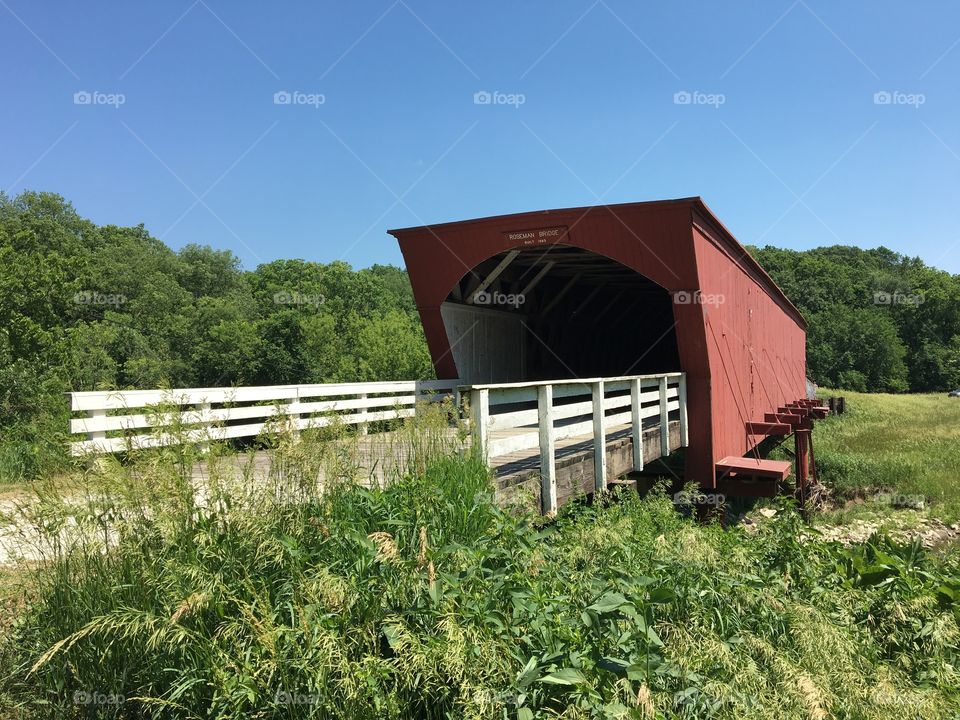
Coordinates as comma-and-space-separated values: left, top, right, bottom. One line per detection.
3, 1, 959, 273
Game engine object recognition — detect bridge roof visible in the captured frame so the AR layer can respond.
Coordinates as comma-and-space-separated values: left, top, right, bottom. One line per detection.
389, 196, 805, 329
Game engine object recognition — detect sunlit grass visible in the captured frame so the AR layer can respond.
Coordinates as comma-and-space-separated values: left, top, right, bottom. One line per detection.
813, 390, 960, 521
0, 412, 957, 718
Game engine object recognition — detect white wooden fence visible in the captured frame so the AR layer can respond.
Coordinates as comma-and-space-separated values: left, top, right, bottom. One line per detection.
462, 373, 688, 513
67, 380, 460, 456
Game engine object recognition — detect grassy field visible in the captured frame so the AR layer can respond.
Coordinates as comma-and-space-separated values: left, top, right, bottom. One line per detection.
0, 397, 958, 718
812, 391, 960, 522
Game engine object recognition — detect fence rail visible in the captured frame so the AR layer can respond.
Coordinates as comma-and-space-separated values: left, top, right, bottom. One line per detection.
67, 380, 460, 456
462, 372, 688, 513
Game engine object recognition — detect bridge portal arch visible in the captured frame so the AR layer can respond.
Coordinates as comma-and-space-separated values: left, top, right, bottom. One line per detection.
438, 245, 682, 384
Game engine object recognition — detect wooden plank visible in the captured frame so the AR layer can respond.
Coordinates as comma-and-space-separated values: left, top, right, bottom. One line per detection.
541, 273, 582, 315
538, 384, 556, 514
471, 388, 490, 464
466, 250, 520, 304
592, 381, 607, 491
779, 406, 809, 417
489, 432, 540, 457
69, 379, 459, 412
71, 394, 423, 435
659, 376, 669, 457
519, 261, 555, 297
745, 421, 791, 436
630, 378, 643, 471
489, 394, 634, 431
764, 412, 805, 427
464, 372, 683, 392
716, 456, 792, 481
677, 374, 689, 447
716, 479, 779, 498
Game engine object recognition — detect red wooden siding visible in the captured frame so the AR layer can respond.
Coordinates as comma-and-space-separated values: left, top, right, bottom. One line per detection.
390, 197, 806, 487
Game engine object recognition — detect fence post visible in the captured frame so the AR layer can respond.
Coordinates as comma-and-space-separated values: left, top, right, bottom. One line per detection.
286, 389, 300, 439
538, 384, 556, 514
631, 378, 644, 471
677, 374, 689, 447
659, 376, 669, 457
471, 388, 490, 464
592, 380, 607, 491
87, 408, 106, 451
358, 393, 369, 435
199, 401, 212, 454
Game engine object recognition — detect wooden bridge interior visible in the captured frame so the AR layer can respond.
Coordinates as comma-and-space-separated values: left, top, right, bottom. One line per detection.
442, 246, 681, 383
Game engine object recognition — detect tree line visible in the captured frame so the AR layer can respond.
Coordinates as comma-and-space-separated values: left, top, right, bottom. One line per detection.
0, 191, 432, 478
750, 244, 960, 393
1, 191, 958, 478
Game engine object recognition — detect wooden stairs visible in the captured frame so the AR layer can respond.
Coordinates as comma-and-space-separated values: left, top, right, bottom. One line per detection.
717, 398, 831, 502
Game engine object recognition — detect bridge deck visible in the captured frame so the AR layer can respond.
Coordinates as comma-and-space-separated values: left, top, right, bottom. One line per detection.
188, 419, 683, 512
70, 373, 688, 514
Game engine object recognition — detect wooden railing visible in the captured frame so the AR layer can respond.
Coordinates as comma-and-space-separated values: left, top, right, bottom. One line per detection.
461, 373, 688, 513
67, 380, 460, 456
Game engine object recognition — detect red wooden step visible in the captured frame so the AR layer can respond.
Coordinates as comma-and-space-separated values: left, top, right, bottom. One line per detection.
745, 421, 791, 436
764, 412, 805, 426
717, 478, 780, 498
716, 456, 793, 482
779, 406, 810, 417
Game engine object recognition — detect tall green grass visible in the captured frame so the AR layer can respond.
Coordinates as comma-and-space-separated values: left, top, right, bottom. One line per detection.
1, 405, 958, 718
812, 391, 960, 520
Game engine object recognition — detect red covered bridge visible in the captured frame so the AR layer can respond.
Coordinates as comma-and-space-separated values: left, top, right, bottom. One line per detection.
391, 197, 825, 509
65, 197, 826, 516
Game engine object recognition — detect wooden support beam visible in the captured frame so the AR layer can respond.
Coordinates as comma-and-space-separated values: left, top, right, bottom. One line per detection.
716, 456, 792, 482
630, 378, 643, 471
592, 290, 625, 323
538, 384, 557, 514
358, 393, 369, 435
519, 261, 555, 298
592, 380, 607, 491
659, 376, 669, 457
678, 375, 689, 447
87, 408, 106, 446
764, 412, 804, 427
571, 285, 603, 317
471, 389, 490, 464
745, 421, 791, 436
466, 250, 519, 304
541, 273, 582, 316
717, 479, 779, 498
609, 297, 642, 326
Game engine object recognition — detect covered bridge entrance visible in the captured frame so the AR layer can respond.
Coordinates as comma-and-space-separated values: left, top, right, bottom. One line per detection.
391, 197, 823, 504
